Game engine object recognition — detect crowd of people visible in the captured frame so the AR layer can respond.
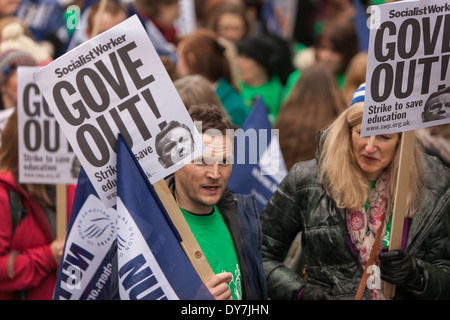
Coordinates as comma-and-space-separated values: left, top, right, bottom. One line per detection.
0, 0, 449, 300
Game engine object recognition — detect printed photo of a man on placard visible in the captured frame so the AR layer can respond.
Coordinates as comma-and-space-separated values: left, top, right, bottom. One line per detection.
155, 120, 195, 168
422, 86, 450, 123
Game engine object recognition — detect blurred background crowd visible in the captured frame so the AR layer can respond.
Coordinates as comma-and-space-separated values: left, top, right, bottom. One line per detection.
0, 0, 448, 168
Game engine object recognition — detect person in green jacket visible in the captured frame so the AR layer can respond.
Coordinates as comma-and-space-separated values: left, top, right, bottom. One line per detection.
261, 85, 450, 300
236, 35, 285, 124
215, 77, 249, 127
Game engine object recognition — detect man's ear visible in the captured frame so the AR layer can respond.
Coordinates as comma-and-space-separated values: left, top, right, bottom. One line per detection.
187, 52, 196, 67
159, 157, 168, 168
421, 111, 426, 122
86, 27, 92, 39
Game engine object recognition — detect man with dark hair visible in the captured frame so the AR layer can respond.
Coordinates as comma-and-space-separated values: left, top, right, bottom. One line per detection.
167, 103, 267, 300
109, 104, 266, 300
422, 86, 450, 122
155, 120, 194, 168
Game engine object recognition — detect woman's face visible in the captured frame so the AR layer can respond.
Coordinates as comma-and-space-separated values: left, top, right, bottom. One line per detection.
1, 69, 18, 108
217, 12, 246, 43
236, 54, 268, 86
0, 0, 21, 16
351, 124, 400, 180
316, 39, 343, 75
157, 1, 180, 27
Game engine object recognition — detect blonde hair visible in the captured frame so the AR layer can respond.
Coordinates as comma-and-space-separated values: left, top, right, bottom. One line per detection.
342, 52, 368, 106
318, 102, 422, 217
174, 75, 222, 110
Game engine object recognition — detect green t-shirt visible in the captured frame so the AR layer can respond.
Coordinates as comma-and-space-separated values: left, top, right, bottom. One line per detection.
179, 206, 242, 300
238, 75, 283, 124
216, 78, 249, 127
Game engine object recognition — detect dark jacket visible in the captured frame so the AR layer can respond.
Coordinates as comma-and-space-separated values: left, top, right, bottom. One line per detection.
260, 153, 450, 300
166, 176, 267, 300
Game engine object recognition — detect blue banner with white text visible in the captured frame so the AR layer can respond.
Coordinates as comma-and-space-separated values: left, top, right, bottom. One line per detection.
53, 167, 117, 300
227, 97, 287, 212
116, 134, 213, 300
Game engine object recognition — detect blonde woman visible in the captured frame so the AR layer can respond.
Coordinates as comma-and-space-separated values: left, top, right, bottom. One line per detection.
261, 85, 450, 300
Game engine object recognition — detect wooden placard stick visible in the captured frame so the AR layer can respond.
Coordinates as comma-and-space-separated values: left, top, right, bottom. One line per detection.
153, 179, 215, 283
383, 130, 416, 298
91, 0, 108, 38
56, 184, 67, 240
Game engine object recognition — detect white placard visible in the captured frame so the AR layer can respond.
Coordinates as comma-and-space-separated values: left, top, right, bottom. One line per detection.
34, 15, 203, 207
18, 66, 78, 184
175, 0, 196, 37
362, 0, 450, 137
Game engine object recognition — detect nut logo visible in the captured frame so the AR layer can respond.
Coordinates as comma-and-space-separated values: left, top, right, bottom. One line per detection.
77, 208, 115, 247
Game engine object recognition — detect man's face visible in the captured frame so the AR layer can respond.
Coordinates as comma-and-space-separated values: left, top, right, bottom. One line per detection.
423, 92, 450, 122
0, 0, 21, 16
158, 126, 193, 168
174, 133, 233, 214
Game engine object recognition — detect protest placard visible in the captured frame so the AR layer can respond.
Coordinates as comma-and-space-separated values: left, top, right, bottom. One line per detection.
358, 0, 450, 299
34, 15, 203, 208
362, 0, 450, 137
17, 66, 78, 185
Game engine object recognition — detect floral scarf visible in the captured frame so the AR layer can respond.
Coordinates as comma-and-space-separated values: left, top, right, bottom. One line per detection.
346, 171, 391, 300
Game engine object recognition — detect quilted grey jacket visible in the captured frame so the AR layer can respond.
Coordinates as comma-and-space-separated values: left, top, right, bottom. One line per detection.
260, 153, 450, 300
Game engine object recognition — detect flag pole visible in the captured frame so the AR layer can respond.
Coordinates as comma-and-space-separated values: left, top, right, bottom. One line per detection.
153, 180, 215, 282
383, 130, 415, 298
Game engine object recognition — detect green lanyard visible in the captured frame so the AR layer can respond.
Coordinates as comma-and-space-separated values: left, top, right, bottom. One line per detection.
382, 214, 392, 247
365, 181, 392, 247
